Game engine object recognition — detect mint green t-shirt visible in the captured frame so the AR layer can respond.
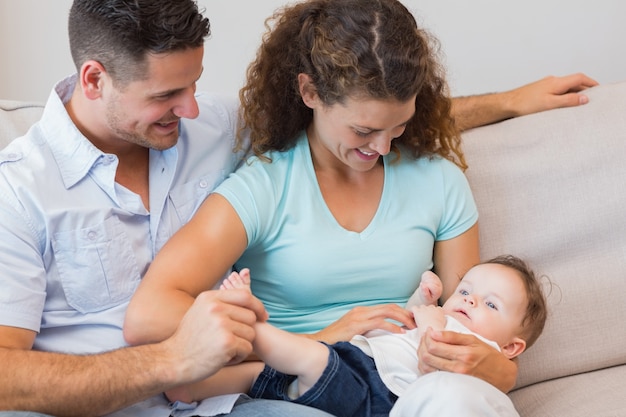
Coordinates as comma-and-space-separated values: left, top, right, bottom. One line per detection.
215, 132, 477, 334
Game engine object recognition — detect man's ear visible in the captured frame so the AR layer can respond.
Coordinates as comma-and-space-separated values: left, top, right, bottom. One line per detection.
297, 73, 319, 109
79, 60, 107, 100
501, 337, 526, 360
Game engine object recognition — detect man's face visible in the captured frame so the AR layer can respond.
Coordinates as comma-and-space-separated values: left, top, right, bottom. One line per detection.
104, 47, 204, 151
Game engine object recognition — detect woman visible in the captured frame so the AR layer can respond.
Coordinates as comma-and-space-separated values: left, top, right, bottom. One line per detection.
125, 0, 518, 411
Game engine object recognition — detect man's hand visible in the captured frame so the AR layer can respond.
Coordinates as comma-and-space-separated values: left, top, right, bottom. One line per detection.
163, 288, 268, 383
0, 289, 267, 417
452, 73, 599, 131
504, 73, 599, 117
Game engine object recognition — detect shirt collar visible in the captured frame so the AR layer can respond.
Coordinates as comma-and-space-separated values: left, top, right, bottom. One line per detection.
40, 74, 108, 189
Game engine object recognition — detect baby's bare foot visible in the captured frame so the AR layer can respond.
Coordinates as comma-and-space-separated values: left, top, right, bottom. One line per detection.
220, 268, 251, 292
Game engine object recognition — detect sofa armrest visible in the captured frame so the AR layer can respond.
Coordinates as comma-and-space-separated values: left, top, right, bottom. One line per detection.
0, 100, 45, 149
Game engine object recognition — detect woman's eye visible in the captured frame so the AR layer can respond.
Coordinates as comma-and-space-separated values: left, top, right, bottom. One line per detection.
355, 130, 370, 137
393, 124, 408, 137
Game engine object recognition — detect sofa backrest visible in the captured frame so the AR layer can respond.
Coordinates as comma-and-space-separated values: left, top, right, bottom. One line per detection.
462, 80, 626, 389
0, 100, 44, 148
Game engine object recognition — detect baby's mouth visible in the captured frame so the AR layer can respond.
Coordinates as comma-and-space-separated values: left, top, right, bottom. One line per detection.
455, 309, 470, 319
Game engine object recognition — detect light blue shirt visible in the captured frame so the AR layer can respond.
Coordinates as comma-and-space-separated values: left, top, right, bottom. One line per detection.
216, 132, 478, 334
0, 76, 248, 416
0, 75, 244, 356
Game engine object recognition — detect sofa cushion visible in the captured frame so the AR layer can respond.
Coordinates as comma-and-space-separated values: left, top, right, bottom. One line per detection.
508, 364, 626, 416
462, 80, 626, 390
0, 100, 44, 149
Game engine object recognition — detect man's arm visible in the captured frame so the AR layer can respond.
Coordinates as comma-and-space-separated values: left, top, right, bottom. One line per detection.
0, 332, 174, 416
0, 289, 267, 416
451, 73, 599, 131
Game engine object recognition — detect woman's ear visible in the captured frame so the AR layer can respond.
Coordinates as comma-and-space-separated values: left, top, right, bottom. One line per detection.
298, 73, 319, 109
501, 337, 526, 360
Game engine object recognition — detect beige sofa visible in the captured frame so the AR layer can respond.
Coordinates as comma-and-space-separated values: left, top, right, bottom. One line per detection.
462, 80, 626, 416
2, 81, 625, 416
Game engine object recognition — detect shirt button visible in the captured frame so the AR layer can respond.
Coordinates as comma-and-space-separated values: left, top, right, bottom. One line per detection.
87, 231, 97, 240
199, 180, 208, 188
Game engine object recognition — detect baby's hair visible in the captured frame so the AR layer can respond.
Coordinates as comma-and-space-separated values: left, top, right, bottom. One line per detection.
484, 255, 548, 349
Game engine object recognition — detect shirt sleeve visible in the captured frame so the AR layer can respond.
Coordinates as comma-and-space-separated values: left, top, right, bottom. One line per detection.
0, 185, 47, 331
213, 154, 281, 248
435, 159, 479, 241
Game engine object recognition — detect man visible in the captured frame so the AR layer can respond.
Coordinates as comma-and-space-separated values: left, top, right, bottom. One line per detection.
0, 1, 332, 416
0, 0, 596, 416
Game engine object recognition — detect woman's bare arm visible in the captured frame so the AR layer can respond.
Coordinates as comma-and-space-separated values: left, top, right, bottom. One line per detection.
124, 193, 249, 345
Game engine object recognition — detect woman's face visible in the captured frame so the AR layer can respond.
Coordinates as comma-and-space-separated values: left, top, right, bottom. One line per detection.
307, 95, 416, 172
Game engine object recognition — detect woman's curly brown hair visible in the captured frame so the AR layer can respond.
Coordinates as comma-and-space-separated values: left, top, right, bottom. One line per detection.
239, 0, 466, 170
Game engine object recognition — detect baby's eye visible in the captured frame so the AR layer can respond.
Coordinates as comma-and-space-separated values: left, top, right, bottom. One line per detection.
486, 301, 498, 310
459, 289, 469, 296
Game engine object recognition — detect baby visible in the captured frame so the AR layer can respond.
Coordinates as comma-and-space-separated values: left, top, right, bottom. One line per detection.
167, 255, 547, 417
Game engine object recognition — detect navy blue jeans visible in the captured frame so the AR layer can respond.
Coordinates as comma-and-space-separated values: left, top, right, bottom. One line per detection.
249, 342, 397, 417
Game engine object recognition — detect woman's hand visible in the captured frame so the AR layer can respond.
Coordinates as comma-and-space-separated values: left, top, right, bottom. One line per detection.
417, 328, 518, 393
306, 304, 415, 344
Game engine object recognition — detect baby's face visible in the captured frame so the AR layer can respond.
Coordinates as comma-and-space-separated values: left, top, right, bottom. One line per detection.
442, 263, 527, 348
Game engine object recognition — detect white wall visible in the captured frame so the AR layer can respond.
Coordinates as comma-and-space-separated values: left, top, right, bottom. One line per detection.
413, 0, 625, 96
1, 0, 624, 102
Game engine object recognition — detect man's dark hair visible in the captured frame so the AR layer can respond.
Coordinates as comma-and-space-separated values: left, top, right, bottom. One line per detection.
68, 0, 210, 86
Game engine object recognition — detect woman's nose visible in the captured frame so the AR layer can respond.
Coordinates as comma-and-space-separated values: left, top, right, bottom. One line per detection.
370, 132, 392, 156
